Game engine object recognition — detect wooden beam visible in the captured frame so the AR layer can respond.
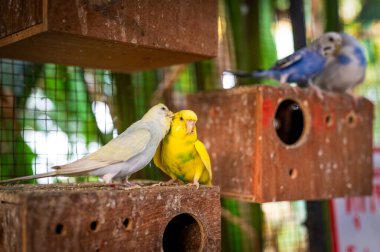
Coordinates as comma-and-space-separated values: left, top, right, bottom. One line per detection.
0, 0, 217, 72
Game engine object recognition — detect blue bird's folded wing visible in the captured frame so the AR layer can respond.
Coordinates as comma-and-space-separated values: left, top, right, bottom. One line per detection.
273, 53, 303, 70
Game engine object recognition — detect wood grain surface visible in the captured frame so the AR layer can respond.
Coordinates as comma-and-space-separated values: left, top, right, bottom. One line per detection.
0, 183, 221, 252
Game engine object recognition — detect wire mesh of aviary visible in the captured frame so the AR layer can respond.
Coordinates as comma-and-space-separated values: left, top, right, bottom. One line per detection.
0, 59, 117, 183
0, 59, 200, 184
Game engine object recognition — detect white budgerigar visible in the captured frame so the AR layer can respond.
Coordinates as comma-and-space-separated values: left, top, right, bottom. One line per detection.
313, 32, 367, 93
0, 104, 174, 184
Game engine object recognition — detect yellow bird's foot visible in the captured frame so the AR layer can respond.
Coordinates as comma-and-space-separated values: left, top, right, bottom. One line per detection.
162, 179, 181, 186
186, 180, 199, 189
151, 179, 180, 187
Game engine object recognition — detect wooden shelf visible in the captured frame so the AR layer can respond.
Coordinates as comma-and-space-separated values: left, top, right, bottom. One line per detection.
0, 0, 217, 72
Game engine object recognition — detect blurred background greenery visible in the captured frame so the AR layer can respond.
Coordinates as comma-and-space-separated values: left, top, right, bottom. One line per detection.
1, 0, 379, 251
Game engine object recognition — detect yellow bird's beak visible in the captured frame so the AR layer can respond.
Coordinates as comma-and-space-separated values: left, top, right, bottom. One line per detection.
186, 120, 196, 134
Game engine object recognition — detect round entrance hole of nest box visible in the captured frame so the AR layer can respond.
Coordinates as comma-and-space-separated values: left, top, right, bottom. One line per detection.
274, 99, 305, 145
162, 213, 203, 252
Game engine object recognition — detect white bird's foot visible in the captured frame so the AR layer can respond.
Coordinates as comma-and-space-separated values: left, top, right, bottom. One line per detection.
280, 74, 290, 86
102, 173, 118, 184
280, 80, 299, 95
122, 178, 141, 188
353, 96, 361, 108
310, 85, 324, 100
346, 89, 360, 107
280, 82, 291, 89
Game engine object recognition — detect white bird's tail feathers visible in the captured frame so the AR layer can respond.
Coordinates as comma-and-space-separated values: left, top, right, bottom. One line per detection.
0, 163, 91, 184
0, 159, 110, 184
0, 171, 58, 184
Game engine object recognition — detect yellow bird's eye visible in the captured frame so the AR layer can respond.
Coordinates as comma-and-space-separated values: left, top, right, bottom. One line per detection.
180, 117, 184, 121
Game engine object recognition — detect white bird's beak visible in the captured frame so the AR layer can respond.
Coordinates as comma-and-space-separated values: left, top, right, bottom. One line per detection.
335, 43, 342, 54
167, 111, 174, 118
186, 120, 196, 134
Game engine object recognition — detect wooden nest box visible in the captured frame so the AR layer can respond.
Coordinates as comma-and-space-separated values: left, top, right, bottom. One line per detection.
0, 0, 217, 72
187, 85, 374, 202
0, 184, 221, 251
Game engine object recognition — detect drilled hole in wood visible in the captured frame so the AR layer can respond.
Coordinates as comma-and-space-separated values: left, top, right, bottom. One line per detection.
163, 213, 203, 252
325, 115, 333, 126
347, 112, 357, 127
123, 218, 131, 230
274, 99, 304, 145
348, 116, 354, 124
288, 168, 297, 179
55, 223, 65, 235
90, 221, 98, 231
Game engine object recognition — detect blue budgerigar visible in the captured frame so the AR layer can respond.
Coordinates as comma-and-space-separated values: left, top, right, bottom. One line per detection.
224, 32, 343, 86
313, 32, 367, 93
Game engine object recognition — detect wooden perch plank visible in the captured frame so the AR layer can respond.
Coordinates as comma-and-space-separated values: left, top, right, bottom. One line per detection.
0, 183, 221, 251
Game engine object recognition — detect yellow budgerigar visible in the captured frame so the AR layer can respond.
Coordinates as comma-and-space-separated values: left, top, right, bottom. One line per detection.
154, 110, 212, 188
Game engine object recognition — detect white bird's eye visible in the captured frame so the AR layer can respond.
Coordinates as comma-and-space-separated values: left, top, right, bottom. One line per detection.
328, 37, 334, 42
161, 107, 166, 111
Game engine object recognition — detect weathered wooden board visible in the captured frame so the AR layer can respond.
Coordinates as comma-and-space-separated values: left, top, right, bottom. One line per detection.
0, 0, 217, 72
187, 85, 374, 202
0, 183, 221, 252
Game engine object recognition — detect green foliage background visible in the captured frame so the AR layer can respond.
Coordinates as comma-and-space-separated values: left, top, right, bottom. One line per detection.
1, 0, 379, 251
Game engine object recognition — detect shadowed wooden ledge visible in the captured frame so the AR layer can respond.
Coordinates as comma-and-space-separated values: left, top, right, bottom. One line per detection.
0, 183, 221, 252
0, 0, 217, 72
